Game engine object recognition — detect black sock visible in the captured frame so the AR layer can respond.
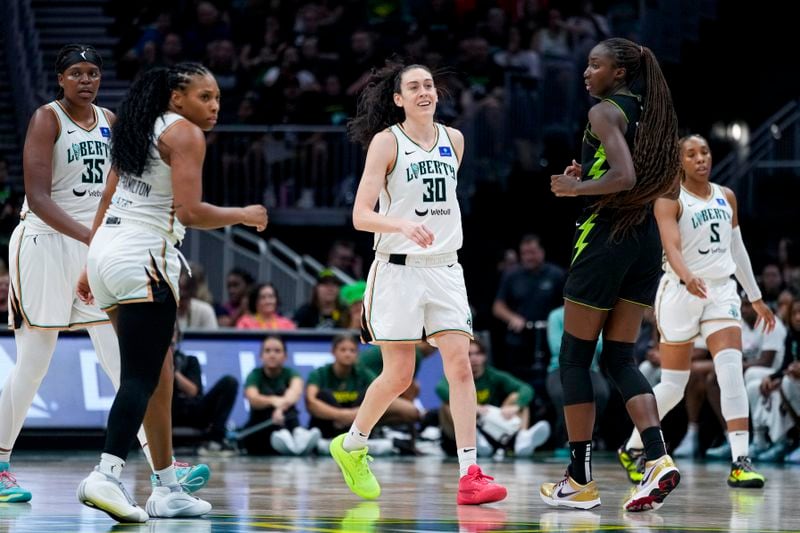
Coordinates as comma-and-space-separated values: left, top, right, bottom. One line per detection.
568, 440, 592, 485
641, 426, 667, 461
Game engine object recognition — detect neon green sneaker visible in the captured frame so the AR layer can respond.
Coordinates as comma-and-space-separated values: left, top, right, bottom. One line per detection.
727, 456, 765, 488
617, 446, 645, 484
330, 434, 381, 499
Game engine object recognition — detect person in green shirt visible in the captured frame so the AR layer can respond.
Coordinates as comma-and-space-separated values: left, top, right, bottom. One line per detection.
241, 335, 317, 455
358, 341, 437, 402
437, 338, 551, 457
306, 334, 420, 440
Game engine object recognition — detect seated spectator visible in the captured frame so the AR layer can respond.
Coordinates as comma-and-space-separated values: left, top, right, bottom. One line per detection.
177, 271, 219, 330
437, 338, 550, 457
218, 267, 255, 327
703, 296, 788, 459
340, 281, 366, 330
170, 325, 238, 456
294, 269, 347, 328
241, 336, 319, 455
760, 263, 785, 312
749, 295, 800, 462
545, 305, 609, 447
236, 283, 296, 330
305, 334, 415, 452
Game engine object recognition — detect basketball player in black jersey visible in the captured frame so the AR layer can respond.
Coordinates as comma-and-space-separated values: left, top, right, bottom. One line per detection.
539, 38, 681, 512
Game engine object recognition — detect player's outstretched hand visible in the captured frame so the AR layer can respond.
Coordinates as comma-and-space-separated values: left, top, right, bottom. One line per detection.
400, 220, 434, 248
752, 299, 776, 333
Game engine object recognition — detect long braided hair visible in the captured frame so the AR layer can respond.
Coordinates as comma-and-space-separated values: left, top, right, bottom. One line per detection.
347, 62, 434, 149
592, 38, 680, 237
111, 63, 210, 177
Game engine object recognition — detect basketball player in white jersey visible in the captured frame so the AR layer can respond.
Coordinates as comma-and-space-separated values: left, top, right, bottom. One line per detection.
75, 62, 266, 523
0, 45, 208, 504
618, 134, 776, 488
328, 63, 506, 505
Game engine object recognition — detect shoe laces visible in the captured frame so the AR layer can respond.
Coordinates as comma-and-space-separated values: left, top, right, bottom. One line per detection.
0, 471, 19, 489
734, 456, 755, 471
96, 467, 137, 506
351, 448, 374, 474
554, 471, 571, 490
467, 468, 495, 485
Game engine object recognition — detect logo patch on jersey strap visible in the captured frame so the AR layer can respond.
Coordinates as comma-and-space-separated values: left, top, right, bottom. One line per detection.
716, 198, 726, 206
100, 127, 110, 138
438, 146, 452, 157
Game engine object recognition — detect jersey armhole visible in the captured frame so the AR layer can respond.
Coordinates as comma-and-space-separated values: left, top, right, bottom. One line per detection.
385, 127, 399, 176
46, 105, 62, 144
676, 196, 683, 221
100, 107, 114, 127
441, 125, 461, 165
155, 117, 186, 167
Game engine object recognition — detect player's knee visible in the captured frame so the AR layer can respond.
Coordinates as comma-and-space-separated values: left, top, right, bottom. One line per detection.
602, 339, 652, 402
713, 348, 748, 420
560, 332, 599, 405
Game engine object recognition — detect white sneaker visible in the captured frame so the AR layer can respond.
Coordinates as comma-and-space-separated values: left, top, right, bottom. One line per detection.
77, 468, 148, 523
270, 429, 298, 455
515, 420, 551, 456
293, 427, 321, 456
145, 485, 212, 518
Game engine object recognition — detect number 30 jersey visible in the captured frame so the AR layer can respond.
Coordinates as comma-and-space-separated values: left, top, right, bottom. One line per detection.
666, 183, 736, 280
375, 123, 462, 255
20, 101, 112, 233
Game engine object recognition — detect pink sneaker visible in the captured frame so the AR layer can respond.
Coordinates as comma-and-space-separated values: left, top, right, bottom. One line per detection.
457, 465, 507, 505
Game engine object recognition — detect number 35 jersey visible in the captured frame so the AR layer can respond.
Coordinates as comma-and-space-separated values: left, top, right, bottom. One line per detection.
666, 183, 736, 280
20, 101, 112, 233
375, 123, 462, 255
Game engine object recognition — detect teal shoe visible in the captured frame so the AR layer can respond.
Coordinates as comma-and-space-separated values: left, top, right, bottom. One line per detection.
150, 462, 211, 493
0, 463, 32, 503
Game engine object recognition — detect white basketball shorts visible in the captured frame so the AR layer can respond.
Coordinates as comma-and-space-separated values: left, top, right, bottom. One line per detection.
87, 222, 181, 311
8, 223, 108, 330
655, 274, 741, 344
361, 252, 473, 346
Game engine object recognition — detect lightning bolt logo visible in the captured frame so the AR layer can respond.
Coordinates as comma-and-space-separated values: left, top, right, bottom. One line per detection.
588, 145, 607, 180
572, 213, 598, 264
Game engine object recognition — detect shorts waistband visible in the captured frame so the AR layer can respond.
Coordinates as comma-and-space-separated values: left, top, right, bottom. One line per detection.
664, 272, 734, 287
105, 216, 182, 247
375, 251, 458, 267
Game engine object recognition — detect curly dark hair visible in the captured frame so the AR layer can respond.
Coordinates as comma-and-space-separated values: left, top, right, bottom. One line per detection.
111, 63, 210, 177
347, 62, 434, 149
591, 38, 680, 238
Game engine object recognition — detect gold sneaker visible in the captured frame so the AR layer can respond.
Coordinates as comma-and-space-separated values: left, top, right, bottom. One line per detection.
540, 472, 600, 510
624, 455, 680, 512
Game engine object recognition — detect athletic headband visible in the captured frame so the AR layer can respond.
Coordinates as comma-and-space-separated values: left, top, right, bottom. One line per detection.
56, 47, 103, 73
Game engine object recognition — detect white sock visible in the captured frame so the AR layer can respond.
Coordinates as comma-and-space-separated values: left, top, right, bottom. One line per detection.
343, 424, 369, 452
0, 450, 11, 464
154, 464, 178, 487
458, 447, 477, 477
729, 430, 749, 460
686, 422, 699, 437
99, 453, 125, 480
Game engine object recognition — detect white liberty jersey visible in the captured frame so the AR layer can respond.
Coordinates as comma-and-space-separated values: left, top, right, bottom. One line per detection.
20, 101, 112, 233
666, 183, 735, 279
106, 112, 186, 244
375, 123, 462, 254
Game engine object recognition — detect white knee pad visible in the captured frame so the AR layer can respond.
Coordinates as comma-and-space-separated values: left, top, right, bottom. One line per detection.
654, 369, 691, 419
713, 348, 749, 421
